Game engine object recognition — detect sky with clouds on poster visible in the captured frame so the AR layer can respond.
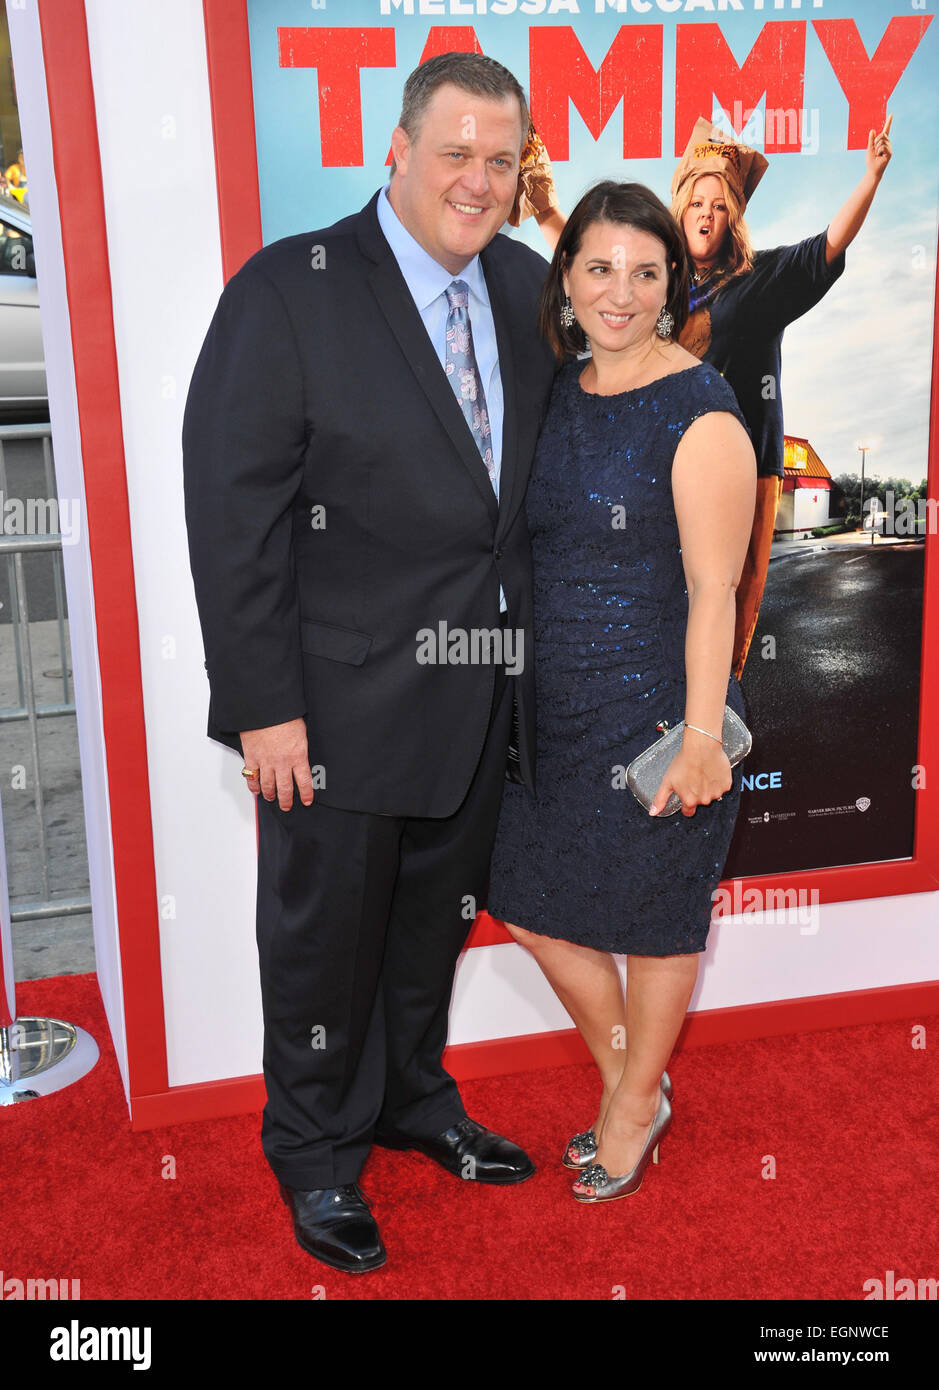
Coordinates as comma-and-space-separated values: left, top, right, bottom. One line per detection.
248, 0, 938, 485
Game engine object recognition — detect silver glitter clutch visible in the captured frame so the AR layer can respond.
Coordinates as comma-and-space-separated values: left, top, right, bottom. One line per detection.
625, 706, 751, 817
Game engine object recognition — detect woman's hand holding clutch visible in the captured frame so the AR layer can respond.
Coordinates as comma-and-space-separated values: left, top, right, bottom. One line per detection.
649, 733, 732, 818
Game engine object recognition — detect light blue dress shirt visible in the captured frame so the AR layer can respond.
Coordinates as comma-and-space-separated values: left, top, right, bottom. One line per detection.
376, 183, 504, 498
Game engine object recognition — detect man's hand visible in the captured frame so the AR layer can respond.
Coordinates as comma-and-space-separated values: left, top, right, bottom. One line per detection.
240, 718, 314, 812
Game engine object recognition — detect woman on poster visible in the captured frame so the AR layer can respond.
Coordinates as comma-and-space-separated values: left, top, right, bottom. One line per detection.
670, 114, 894, 674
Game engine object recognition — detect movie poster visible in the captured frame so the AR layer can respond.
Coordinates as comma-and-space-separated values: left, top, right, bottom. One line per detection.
242, 0, 937, 881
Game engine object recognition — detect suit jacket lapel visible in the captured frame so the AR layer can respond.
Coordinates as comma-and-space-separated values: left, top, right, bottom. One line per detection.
359, 195, 499, 525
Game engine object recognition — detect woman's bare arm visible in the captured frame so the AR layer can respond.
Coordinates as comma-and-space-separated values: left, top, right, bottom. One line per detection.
826, 114, 893, 265
650, 410, 756, 816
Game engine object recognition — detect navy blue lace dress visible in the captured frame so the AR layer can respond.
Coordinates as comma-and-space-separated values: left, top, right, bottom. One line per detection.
486, 358, 749, 955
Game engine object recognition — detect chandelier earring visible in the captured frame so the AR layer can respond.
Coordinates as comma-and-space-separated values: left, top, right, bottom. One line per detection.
560, 295, 576, 329
655, 306, 674, 339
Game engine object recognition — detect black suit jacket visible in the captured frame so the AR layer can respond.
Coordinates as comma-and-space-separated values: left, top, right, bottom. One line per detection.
182, 190, 555, 817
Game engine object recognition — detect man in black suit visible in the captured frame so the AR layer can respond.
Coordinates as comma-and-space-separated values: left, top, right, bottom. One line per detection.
182, 53, 555, 1274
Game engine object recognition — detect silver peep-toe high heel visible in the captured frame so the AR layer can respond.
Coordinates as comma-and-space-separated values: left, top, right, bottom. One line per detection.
572, 1091, 672, 1203
561, 1070, 673, 1170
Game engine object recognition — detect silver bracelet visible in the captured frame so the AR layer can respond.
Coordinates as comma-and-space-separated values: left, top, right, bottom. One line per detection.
684, 722, 722, 744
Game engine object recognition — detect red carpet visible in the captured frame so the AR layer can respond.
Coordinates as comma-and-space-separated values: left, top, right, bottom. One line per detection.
4, 973, 937, 1301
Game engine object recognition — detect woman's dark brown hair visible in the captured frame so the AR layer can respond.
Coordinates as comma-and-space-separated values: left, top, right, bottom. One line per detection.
539, 181, 690, 363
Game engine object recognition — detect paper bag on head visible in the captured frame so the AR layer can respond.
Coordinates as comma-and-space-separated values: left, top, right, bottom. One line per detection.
671, 117, 769, 208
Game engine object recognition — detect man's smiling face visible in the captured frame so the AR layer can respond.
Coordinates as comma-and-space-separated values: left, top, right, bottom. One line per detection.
388, 82, 525, 274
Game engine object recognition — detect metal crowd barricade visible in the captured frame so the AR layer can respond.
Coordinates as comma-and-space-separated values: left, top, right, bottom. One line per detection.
0, 422, 90, 923
0, 421, 97, 1102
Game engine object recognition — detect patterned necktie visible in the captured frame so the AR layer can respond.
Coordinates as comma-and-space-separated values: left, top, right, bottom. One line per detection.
444, 280, 495, 487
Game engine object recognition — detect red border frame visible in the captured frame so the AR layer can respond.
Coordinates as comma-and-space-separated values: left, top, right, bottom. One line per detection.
31, 0, 938, 1131
37, 0, 169, 1100
129, 976, 939, 1129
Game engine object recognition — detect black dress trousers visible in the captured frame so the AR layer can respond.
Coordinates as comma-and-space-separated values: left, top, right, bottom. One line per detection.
255, 660, 512, 1189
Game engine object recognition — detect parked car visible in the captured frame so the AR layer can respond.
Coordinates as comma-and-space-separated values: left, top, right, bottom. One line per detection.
0, 191, 47, 415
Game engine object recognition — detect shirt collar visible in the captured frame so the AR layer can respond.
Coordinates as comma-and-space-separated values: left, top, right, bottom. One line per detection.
377, 182, 490, 312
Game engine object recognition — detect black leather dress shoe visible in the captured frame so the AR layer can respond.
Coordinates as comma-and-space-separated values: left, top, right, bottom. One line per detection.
374, 1116, 535, 1184
279, 1182, 386, 1273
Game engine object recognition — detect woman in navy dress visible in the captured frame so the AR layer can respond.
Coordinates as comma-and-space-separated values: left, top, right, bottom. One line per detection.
486, 183, 756, 1203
